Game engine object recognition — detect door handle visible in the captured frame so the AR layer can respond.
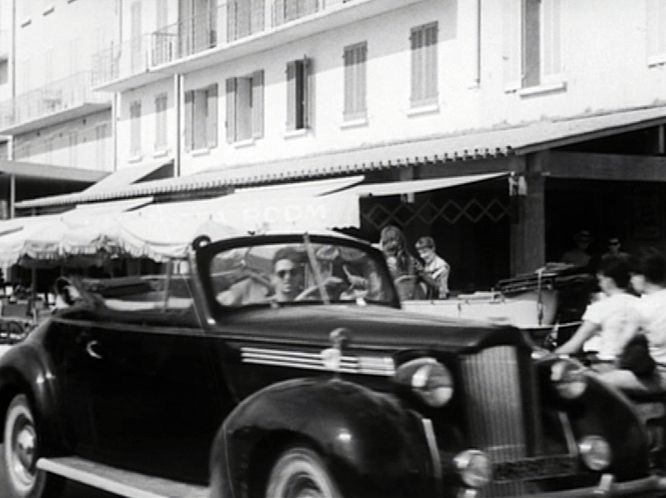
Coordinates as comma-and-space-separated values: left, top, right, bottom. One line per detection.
85, 340, 103, 360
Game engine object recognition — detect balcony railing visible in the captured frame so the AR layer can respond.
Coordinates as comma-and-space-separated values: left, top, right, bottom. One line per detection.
93, 0, 351, 87
0, 71, 110, 131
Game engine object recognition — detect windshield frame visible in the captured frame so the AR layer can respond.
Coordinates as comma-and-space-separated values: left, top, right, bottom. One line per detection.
194, 233, 401, 315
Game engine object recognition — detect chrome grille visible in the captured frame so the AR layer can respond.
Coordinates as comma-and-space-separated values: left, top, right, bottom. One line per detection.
460, 345, 529, 497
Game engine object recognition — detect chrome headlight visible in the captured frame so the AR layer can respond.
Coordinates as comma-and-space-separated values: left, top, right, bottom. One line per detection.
394, 357, 454, 407
578, 435, 612, 471
454, 450, 493, 488
550, 358, 587, 399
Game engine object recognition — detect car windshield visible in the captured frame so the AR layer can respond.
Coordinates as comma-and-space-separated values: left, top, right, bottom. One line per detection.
210, 239, 395, 307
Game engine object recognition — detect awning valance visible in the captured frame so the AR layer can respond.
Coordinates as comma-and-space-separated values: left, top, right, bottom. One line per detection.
342, 172, 507, 198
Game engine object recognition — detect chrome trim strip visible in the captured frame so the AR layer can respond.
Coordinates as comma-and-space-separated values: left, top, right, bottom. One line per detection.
422, 417, 442, 496
241, 347, 395, 376
558, 411, 578, 455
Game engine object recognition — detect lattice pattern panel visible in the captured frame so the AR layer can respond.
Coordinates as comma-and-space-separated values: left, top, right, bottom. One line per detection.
362, 197, 510, 230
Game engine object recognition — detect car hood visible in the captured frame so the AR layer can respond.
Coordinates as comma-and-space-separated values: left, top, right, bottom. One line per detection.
215, 304, 530, 354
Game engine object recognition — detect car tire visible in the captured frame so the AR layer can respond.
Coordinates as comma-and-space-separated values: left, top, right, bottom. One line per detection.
265, 447, 342, 498
4, 394, 63, 498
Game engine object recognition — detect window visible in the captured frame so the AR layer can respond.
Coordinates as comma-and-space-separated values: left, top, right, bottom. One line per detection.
226, 71, 263, 143
343, 43, 367, 121
68, 131, 78, 167
130, 100, 142, 157
647, 0, 666, 65
96, 124, 109, 169
273, 0, 319, 26
155, 93, 168, 150
286, 58, 312, 131
227, 0, 265, 42
184, 84, 218, 151
503, 0, 564, 91
410, 22, 438, 107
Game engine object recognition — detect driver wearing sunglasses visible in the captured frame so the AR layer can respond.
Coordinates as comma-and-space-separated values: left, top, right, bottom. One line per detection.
272, 247, 304, 302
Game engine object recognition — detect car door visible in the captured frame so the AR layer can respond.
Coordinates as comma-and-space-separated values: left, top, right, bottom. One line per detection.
72, 315, 228, 484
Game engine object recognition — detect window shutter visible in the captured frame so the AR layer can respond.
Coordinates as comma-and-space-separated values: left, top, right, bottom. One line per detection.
541, 0, 563, 79
357, 44, 367, 115
343, 46, 354, 117
252, 70, 264, 138
410, 27, 424, 102
286, 61, 296, 130
424, 23, 438, 101
502, 0, 522, 90
305, 58, 313, 128
273, 0, 285, 26
184, 90, 194, 152
206, 83, 218, 148
226, 1, 237, 42
250, 0, 265, 34
225, 78, 236, 143
647, 0, 666, 63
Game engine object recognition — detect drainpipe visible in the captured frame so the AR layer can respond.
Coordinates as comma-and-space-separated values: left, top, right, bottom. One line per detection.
174, 72, 182, 177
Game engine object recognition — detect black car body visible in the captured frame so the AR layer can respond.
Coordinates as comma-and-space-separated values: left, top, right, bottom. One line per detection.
0, 232, 664, 498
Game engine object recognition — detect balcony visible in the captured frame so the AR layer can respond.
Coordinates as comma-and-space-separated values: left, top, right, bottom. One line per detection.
93, 0, 422, 92
0, 71, 112, 135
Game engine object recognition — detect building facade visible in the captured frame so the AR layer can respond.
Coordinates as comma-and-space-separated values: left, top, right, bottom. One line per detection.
10, 0, 666, 290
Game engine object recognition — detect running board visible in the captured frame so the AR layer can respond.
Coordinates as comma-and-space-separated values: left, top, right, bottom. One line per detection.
37, 457, 209, 498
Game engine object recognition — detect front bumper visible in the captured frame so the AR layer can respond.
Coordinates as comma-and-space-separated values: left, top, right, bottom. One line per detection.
458, 474, 666, 498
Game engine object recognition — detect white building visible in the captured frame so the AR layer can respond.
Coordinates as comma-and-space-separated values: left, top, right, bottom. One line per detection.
11, 0, 666, 287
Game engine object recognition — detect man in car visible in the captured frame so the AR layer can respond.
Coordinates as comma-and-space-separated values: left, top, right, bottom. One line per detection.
271, 247, 304, 302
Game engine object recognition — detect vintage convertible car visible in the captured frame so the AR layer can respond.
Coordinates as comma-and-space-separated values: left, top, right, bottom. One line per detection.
1, 232, 665, 498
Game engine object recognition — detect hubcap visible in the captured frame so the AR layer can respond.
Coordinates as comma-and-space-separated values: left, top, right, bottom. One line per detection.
10, 416, 37, 488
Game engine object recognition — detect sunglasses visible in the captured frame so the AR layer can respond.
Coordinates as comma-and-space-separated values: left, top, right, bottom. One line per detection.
276, 269, 298, 279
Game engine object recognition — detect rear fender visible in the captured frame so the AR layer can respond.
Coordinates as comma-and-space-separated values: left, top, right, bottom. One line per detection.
211, 378, 437, 498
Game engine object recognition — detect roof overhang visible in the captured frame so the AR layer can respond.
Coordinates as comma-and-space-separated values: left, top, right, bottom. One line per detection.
0, 102, 111, 135
14, 104, 666, 209
0, 160, 108, 182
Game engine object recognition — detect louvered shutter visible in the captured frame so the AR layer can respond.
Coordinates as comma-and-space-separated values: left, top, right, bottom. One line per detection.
286, 61, 296, 130
273, 0, 285, 26
502, 0, 522, 90
225, 78, 236, 143
252, 70, 264, 138
227, 1, 237, 42
541, 0, 563, 80
305, 58, 313, 128
251, 0, 265, 34
410, 27, 424, 103
357, 45, 366, 115
424, 23, 438, 102
184, 90, 193, 152
206, 83, 218, 148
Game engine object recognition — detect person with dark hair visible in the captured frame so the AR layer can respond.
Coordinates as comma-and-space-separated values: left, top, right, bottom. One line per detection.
555, 255, 639, 368
602, 236, 630, 261
560, 229, 595, 268
597, 247, 666, 390
271, 246, 304, 302
379, 225, 423, 300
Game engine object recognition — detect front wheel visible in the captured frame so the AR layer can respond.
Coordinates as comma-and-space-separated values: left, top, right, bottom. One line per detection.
3, 394, 62, 498
265, 447, 342, 498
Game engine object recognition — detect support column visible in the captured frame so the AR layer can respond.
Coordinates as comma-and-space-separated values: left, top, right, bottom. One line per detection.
509, 152, 546, 276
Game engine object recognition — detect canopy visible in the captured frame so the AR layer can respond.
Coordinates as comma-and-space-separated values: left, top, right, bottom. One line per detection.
342, 172, 507, 198
108, 178, 362, 261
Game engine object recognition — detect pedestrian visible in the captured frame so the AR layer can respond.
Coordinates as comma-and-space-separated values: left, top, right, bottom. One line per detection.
602, 236, 630, 261
560, 229, 595, 268
554, 255, 639, 371
414, 236, 450, 299
379, 225, 424, 299
596, 247, 666, 391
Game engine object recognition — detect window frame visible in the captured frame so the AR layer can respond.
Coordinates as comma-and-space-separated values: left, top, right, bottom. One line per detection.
226, 71, 264, 144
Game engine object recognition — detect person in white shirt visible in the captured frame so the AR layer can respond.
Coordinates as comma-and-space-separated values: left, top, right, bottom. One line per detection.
597, 248, 666, 390
414, 236, 450, 299
555, 256, 639, 370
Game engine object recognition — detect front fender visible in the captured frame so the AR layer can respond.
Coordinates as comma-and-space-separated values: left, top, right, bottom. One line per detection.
0, 336, 63, 453
211, 378, 437, 498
